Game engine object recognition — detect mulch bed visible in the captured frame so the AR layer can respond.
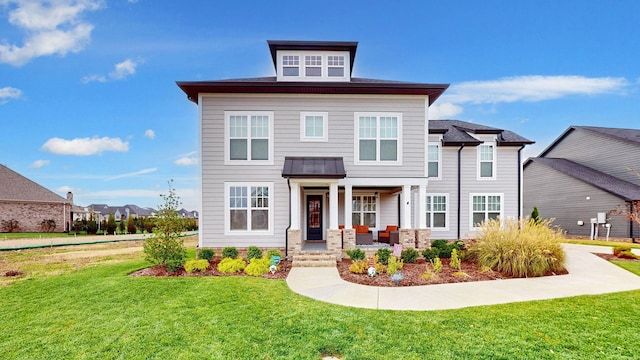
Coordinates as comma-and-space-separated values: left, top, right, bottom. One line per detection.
594, 253, 640, 262
129, 257, 292, 280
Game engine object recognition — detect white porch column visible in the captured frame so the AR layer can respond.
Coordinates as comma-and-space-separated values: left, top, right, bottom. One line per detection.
402, 185, 412, 229
418, 185, 427, 228
290, 182, 301, 230
329, 183, 339, 229
344, 185, 353, 228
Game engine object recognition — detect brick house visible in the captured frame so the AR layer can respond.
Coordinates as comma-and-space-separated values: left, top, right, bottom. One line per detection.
0, 164, 72, 233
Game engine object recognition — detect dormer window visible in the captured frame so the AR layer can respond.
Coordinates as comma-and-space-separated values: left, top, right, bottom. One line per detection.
277, 50, 350, 82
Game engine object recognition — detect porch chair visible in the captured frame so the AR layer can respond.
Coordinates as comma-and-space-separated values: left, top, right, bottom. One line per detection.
378, 225, 398, 244
354, 225, 373, 245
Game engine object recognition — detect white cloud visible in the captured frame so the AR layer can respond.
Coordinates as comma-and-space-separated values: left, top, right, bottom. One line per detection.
0, 0, 103, 66
174, 157, 198, 166
55, 185, 75, 193
41, 136, 129, 155
144, 129, 155, 139
30, 159, 50, 168
429, 75, 630, 120
0, 86, 22, 103
106, 168, 157, 181
82, 58, 141, 83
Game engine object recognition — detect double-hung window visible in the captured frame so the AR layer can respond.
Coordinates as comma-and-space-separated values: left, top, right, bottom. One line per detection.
427, 143, 440, 178
300, 112, 328, 141
426, 194, 448, 229
352, 195, 377, 228
478, 143, 496, 179
471, 194, 502, 228
327, 55, 345, 77
226, 183, 272, 234
282, 55, 300, 76
225, 111, 273, 164
355, 112, 401, 164
305, 55, 322, 77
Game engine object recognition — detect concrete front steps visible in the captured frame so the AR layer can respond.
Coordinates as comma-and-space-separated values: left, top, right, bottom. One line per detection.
291, 251, 338, 267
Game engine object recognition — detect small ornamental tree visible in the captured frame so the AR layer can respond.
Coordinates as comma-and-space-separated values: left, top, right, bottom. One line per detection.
127, 216, 136, 234
143, 180, 187, 272
531, 206, 540, 224
106, 212, 117, 234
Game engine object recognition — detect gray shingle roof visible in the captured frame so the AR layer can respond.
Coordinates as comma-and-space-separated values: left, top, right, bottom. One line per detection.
577, 126, 640, 146
530, 158, 640, 201
429, 120, 533, 146
0, 165, 68, 203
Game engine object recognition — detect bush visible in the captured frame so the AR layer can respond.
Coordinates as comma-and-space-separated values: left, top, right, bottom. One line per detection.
346, 249, 366, 261
387, 256, 404, 275
222, 247, 239, 259
432, 257, 443, 273
217, 258, 246, 274
375, 248, 392, 265
429, 239, 465, 259
184, 259, 209, 273
373, 255, 387, 274
266, 249, 281, 260
247, 246, 263, 262
349, 259, 368, 274
466, 218, 566, 277
401, 248, 419, 263
422, 248, 440, 261
245, 257, 271, 276
127, 217, 136, 234
198, 248, 215, 261
1, 219, 19, 233
450, 249, 461, 270
613, 246, 640, 259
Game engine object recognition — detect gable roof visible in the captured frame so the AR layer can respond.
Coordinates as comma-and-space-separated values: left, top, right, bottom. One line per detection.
0, 165, 68, 203
527, 157, 640, 201
538, 125, 640, 157
429, 120, 534, 146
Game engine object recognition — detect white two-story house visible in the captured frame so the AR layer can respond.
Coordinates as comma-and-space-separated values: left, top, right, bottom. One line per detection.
177, 40, 532, 259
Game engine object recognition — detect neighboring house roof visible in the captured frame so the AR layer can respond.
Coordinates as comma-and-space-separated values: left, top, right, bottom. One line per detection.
429, 120, 534, 146
282, 157, 347, 179
0, 165, 68, 203
538, 125, 640, 157
527, 158, 640, 201
124, 204, 154, 217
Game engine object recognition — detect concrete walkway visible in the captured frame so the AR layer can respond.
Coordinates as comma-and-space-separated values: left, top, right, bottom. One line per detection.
286, 244, 640, 311
0, 231, 198, 250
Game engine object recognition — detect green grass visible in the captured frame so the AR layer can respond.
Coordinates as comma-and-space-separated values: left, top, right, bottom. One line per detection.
1, 259, 640, 359
0, 232, 86, 240
612, 260, 640, 276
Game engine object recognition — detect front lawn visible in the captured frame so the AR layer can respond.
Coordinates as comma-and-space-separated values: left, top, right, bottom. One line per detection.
1, 257, 639, 359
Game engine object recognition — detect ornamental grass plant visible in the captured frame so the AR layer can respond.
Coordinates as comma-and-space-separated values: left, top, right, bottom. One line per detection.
467, 218, 566, 277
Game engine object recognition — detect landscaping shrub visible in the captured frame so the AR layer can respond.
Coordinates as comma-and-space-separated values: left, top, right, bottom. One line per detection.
373, 255, 387, 274
401, 248, 419, 263
387, 256, 404, 275
244, 257, 271, 276
1, 219, 19, 233
466, 218, 566, 277
247, 246, 263, 261
198, 248, 215, 262
432, 257, 443, 273
422, 248, 440, 261
266, 249, 281, 260
184, 259, 209, 273
127, 217, 136, 234
217, 258, 246, 274
349, 259, 368, 274
346, 249, 366, 261
450, 249, 461, 270
106, 213, 117, 234
222, 247, 239, 259
613, 246, 640, 259
375, 248, 392, 265
430, 239, 464, 258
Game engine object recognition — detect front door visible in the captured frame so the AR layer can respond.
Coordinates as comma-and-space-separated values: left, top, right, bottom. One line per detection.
307, 195, 323, 240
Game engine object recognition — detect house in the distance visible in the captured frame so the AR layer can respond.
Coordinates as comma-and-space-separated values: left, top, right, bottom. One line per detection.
524, 126, 640, 241
177, 40, 533, 260
0, 164, 73, 232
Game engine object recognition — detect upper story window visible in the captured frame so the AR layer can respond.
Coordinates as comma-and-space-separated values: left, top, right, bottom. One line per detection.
225, 111, 274, 165
355, 112, 402, 165
478, 143, 496, 179
277, 50, 349, 82
428, 143, 441, 178
300, 112, 328, 142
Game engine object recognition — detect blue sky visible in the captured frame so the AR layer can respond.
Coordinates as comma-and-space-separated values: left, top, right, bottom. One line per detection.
2, 0, 639, 212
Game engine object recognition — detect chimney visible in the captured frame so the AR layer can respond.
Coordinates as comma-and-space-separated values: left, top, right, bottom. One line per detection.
66, 192, 74, 204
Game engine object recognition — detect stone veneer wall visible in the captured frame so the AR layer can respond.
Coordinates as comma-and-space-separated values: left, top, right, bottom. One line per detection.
287, 229, 302, 256
0, 201, 70, 232
342, 229, 356, 250
326, 229, 342, 257
415, 229, 431, 250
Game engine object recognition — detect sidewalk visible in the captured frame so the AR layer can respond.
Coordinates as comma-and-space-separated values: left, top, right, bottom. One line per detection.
0, 231, 198, 250
286, 244, 640, 311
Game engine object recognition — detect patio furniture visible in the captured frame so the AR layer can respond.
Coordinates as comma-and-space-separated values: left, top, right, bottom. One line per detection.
378, 225, 398, 243
389, 230, 399, 245
354, 225, 373, 245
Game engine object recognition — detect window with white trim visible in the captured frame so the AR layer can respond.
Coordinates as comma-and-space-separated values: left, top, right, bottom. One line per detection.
352, 195, 377, 228
327, 55, 345, 77
478, 143, 496, 179
428, 143, 440, 178
226, 183, 272, 233
355, 113, 401, 164
300, 112, 328, 142
471, 194, 502, 228
225, 111, 273, 164
305, 55, 322, 76
282, 55, 299, 76
426, 194, 448, 229
276, 51, 350, 81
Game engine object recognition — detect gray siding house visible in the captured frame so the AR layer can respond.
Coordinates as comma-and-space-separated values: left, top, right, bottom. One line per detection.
524, 126, 640, 240
178, 40, 533, 259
